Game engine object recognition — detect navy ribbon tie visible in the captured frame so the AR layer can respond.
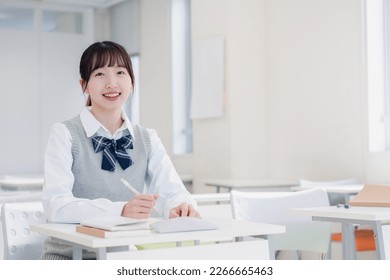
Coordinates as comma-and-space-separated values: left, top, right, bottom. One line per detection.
92, 135, 134, 172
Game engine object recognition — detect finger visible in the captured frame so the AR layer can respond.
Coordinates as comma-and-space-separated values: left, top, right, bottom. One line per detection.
132, 195, 157, 209
136, 194, 156, 202
169, 210, 180, 218
179, 203, 189, 217
188, 205, 198, 217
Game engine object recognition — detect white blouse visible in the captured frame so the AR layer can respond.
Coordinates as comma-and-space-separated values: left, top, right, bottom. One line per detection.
42, 107, 196, 222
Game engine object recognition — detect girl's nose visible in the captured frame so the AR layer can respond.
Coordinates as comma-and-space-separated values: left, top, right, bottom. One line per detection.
105, 73, 118, 88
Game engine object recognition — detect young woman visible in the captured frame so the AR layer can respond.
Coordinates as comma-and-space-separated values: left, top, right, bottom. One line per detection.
41, 41, 198, 259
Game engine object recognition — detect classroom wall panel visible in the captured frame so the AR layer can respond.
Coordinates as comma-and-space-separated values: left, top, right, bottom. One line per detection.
188, 0, 366, 189
39, 32, 90, 162
266, 0, 365, 181
139, 0, 174, 154
0, 5, 93, 175
0, 30, 41, 174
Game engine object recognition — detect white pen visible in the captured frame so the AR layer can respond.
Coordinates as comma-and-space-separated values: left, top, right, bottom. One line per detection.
120, 178, 157, 211
120, 178, 140, 194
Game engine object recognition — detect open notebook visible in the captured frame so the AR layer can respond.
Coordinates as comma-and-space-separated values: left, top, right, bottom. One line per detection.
349, 184, 390, 207
76, 216, 218, 238
80, 216, 151, 231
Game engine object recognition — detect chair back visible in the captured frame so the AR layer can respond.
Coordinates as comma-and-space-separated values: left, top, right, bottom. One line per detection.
1, 201, 46, 260
230, 189, 331, 256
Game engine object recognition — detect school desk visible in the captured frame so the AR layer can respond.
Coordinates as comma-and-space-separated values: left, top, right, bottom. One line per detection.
203, 178, 298, 193
288, 206, 390, 260
30, 218, 285, 260
192, 193, 230, 203
0, 177, 44, 191
291, 184, 363, 203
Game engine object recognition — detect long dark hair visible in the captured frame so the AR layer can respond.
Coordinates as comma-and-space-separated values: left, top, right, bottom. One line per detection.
79, 41, 135, 106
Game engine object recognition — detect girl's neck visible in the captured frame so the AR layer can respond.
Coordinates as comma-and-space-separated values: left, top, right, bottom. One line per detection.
91, 107, 123, 135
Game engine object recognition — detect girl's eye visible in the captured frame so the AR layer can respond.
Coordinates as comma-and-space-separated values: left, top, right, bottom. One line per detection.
94, 72, 104, 77
117, 70, 126, 75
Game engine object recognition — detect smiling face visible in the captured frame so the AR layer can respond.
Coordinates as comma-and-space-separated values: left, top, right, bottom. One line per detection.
79, 41, 135, 112
82, 64, 132, 114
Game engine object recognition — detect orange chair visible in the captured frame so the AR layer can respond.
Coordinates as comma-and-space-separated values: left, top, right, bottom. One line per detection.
331, 227, 376, 252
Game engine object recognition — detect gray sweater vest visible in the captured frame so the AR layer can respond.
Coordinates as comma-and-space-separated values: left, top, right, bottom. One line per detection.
63, 116, 151, 201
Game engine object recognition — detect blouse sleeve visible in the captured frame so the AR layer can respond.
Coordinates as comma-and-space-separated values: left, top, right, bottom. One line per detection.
144, 128, 197, 218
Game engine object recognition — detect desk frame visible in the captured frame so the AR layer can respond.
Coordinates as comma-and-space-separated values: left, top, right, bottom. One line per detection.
314, 216, 384, 260
289, 206, 390, 260
31, 218, 285, 260
204, 179, 298, 193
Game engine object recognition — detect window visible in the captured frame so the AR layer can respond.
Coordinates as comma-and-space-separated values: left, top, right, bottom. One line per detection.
0, 6, 34, 30
366, 0, 390, 151
42, 10, 83, 33
171, 0, 192, 155
124, 55, 140, 124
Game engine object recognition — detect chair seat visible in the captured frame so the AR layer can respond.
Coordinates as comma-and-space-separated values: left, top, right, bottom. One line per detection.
331, 228, 376, 251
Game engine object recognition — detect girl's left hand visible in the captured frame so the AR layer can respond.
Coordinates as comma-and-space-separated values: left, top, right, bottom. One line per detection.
169, 203, 201, 218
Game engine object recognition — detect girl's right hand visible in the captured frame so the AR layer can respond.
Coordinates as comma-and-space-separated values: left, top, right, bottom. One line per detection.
121, 194, 158, 219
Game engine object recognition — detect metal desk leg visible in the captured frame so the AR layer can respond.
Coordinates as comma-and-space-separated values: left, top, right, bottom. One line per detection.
96, 248, 107, 260
373, 222, 385, 260
73, 247, 82, 260
341, 223, 356, 259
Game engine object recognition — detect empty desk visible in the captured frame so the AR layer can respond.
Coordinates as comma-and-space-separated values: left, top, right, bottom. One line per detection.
204, 178, 298, 193
289, 205, 390, 260
0, 177, 44, 191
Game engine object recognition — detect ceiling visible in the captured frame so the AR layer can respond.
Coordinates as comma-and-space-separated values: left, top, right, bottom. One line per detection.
39, 0, 127, 9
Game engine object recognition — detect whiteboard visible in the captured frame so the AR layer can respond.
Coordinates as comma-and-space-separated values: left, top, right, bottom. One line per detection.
191, 36, 224, 119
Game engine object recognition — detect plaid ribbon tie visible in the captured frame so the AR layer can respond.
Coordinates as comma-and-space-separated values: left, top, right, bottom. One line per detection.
92, 135, 134, 172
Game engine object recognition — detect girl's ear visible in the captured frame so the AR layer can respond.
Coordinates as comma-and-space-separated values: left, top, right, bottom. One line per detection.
80, 79, 88, 93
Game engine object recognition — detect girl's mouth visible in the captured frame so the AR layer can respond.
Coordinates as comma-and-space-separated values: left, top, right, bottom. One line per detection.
102, 92, 121, 99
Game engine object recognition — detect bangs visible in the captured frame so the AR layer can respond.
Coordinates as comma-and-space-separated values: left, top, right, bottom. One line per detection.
90, 49, 127, 73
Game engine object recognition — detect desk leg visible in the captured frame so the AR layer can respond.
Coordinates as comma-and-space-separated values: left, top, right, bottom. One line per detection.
373, 222, 385, 260
96, 248, 107, 260
267, 236, 275, 260
73, 247, 82, 260
341, 223, 356, 260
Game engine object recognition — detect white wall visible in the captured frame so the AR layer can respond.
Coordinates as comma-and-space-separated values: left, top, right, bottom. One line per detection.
266, 0, 366, 181
191, 0, 268, 192
190, 0, 367, 191
0, 4, 93, 175
0, 30, 41, 174
139, 0, 174, 153
110, 0, 140, 54
190, 0, 231, 188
